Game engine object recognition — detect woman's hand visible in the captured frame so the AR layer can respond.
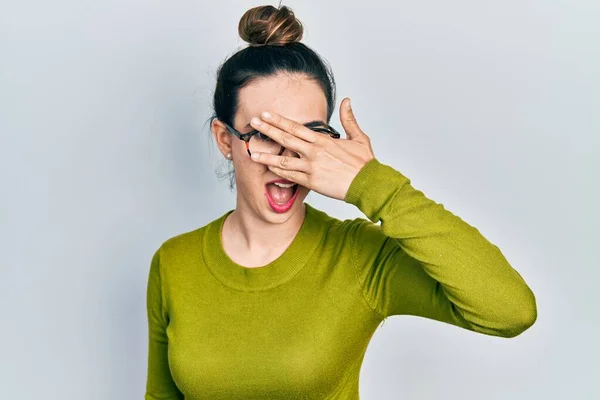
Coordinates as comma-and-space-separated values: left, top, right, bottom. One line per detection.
249, 97, 375, 201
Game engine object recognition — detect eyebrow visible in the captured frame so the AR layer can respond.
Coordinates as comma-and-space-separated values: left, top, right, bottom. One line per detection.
244, 120, 327, 129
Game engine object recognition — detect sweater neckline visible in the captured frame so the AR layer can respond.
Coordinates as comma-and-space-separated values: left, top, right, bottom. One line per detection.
202, 203, 324, 291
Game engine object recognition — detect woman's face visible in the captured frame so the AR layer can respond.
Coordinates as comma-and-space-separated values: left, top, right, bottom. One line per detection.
213, 72, 328, 224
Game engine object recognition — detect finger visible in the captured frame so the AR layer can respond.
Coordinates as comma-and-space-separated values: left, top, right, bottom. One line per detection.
250, 152, 311, 173
339, 98, 366, 142
260, 111, 321, 144
266, 165, 309, 187
251, 116, 310, 155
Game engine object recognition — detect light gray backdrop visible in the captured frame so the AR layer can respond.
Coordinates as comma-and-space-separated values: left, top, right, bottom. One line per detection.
1, 0, 598, 399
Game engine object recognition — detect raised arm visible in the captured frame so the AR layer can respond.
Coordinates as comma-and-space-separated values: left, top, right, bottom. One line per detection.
345, 158, 537, 338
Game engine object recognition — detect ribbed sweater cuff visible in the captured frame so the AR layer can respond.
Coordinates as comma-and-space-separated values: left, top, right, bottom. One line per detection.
344, 157, 411, 221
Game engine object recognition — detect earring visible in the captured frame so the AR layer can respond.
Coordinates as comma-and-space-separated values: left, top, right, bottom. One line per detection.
226, 153, 232, 159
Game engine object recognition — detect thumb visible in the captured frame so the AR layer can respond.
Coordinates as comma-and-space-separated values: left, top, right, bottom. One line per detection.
340, 97, 366, 141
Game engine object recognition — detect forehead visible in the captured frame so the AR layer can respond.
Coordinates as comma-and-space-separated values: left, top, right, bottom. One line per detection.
235, 73, 328, 129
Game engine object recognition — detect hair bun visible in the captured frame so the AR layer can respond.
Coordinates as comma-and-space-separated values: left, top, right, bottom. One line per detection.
238, 5, 303, 47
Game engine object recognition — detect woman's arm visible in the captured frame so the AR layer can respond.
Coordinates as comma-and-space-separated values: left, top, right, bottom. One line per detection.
145, 249, 184, 399
345, 158, 537, 338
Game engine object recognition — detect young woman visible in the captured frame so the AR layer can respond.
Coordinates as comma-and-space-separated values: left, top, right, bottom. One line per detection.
145, 4, 537, 399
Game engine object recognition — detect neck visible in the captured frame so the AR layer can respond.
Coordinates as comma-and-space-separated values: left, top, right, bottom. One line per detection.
224, 202, 307, 255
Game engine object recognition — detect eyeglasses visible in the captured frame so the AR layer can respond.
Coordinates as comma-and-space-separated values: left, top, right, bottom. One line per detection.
221, 119, 342, 157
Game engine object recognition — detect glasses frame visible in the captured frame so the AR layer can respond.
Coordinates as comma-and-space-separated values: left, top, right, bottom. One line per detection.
221, 120, 342, 156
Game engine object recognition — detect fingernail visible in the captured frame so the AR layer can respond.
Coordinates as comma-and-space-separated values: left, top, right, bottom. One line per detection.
261, 111, 271, 119
251, 152, 260, 159
347, 98, 352, 109
251, 117, 262, 126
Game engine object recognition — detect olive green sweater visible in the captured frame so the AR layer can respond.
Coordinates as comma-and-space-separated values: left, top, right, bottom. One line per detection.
145, 157, 536, 399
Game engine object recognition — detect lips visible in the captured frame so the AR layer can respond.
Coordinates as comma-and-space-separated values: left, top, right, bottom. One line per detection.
264, 181, 299, 198
264, 181, 300, 213
266, 178, 295, 185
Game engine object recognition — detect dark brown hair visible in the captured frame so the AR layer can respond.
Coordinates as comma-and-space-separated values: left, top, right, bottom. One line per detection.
206, 4, 336, 191
238, 4, 303, 46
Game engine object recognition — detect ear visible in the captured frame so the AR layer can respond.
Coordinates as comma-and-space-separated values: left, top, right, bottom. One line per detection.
212, 118, 233, 157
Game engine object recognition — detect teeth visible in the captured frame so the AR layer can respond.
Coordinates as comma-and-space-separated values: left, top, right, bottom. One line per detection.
273, 182, 296, 188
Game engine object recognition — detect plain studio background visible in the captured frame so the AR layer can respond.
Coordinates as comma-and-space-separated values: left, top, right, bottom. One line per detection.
1, 0, 598, 399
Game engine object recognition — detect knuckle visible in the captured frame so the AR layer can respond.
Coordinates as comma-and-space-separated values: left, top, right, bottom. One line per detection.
279, 156, 289, 168
290, 121, 303, 135
280, 131, 292, 147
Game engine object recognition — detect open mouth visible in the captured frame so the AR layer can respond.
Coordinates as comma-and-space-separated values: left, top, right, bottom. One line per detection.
265, 182, 299, 205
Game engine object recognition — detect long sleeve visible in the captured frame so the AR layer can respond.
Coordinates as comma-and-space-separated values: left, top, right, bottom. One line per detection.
344, 158, 537, 338
145, 249, 184, 399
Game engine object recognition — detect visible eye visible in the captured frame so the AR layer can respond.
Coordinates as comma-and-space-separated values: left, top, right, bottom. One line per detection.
255, 132, 274, 142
